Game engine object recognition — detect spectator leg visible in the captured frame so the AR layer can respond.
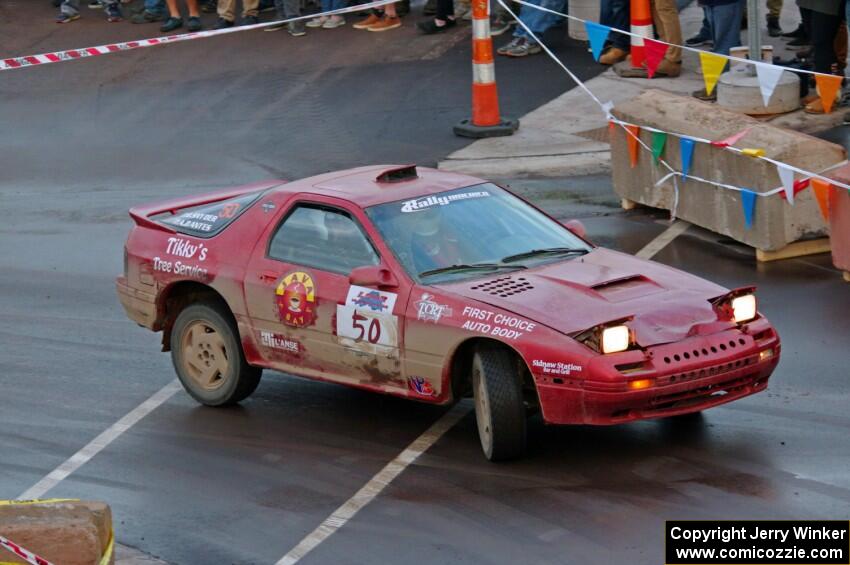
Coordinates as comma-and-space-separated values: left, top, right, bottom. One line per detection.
650, 0, 682, 63
810, 11, 841, 74
600, 0, 629, 49
61, 0, 81, 15
145, 0, 167, 14
513, 0, 565, 43
436, 0, 454, 20
217, 0, 237, 20
243, 0, 260, 16
706, 0, 743, 57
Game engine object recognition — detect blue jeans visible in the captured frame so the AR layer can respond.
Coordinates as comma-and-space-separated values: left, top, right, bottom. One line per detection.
704, 0, 744, 56
145, 0, 166, 15
321, 0, 346, 12
513, 0, 566, 44
697, 7, 712, 38
600, 0, 629, 50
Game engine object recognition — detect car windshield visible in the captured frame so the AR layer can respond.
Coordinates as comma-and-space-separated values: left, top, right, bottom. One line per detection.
365, 184, 591, 283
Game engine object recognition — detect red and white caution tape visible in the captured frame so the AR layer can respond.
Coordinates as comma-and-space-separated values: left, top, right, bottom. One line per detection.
0, 0, 393, 72
0, 534, 54, 565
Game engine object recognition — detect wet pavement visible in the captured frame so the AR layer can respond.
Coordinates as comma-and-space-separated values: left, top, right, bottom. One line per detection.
2, 3, 850, 564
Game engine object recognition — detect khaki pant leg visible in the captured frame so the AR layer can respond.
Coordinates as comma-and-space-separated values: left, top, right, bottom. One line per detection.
243, 0, 260, 16
217, 0, 236, 20
766, 0, 781, 18
650, 0, 682, 63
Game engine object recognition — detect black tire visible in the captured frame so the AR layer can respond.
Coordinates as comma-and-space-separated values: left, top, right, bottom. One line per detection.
472, 343, 527, 461
170, 302, 262, 406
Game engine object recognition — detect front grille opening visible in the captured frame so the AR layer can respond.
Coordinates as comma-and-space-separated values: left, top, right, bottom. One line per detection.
615, 361, 646, 374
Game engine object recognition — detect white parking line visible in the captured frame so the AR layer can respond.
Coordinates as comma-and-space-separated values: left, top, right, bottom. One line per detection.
635, 220, 691, 260
275, 402, 472, 565
18, 379, 182, 501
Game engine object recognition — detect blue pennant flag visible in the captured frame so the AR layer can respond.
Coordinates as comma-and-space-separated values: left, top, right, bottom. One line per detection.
585, 22, 611, 62
680, 137, 695, 178
741, 189, 757, 229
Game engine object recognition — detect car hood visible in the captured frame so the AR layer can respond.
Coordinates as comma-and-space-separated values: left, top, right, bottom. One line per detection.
437, 248, 729, 346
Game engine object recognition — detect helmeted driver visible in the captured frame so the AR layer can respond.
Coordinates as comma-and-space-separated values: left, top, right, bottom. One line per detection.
409, 206, 463, 274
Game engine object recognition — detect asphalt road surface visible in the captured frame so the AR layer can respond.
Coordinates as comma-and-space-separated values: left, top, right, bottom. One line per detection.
3, 3, 850, 565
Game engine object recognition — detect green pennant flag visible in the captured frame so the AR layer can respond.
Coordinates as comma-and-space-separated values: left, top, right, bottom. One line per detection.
651, 131, 667, 164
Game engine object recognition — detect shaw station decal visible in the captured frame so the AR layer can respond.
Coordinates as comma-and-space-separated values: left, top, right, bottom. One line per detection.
275, 271, 316, 327
532, 360, 582, 376
337, 286, 399, 356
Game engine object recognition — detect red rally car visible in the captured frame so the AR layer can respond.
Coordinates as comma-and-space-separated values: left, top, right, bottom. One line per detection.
117, 165, 781, 461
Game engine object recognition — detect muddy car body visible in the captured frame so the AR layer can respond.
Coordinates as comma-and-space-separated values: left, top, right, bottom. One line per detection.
117, 165, 781, 460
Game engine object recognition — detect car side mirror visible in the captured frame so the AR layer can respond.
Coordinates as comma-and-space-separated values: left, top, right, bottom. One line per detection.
562, 219, 588, 240
349, 265, 399, 290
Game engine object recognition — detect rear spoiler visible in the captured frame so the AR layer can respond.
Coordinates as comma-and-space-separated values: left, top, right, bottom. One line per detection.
128, 180, 286, 233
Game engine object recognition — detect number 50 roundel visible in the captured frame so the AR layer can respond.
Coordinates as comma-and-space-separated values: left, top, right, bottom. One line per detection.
336, 286, 399, 356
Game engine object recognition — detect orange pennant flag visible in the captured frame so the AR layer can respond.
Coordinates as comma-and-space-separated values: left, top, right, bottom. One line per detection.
626, 125, 641, 168
699, 51, 728, 96
810, 178, 832, 221
815, 74, 842, 113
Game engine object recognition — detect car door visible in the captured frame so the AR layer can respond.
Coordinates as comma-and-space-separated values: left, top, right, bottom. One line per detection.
243, 198, 409, 391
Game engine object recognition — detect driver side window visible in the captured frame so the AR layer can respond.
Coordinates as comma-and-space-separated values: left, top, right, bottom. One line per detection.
268, 205, 380, 274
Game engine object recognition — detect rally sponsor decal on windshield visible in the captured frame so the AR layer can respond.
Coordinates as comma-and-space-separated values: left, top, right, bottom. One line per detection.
400, 190, 490, 213
276, 271, 317, 327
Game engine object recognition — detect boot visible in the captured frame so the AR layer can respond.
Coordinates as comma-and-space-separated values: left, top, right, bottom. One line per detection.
767, 15, 781, 37
599, 47, 628, 65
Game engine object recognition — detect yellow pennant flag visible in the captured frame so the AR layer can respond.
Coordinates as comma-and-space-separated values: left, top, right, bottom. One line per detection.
699, 51, 728, 96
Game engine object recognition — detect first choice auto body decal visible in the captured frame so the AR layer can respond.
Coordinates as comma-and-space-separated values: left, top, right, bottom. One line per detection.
461, 306, 536, 340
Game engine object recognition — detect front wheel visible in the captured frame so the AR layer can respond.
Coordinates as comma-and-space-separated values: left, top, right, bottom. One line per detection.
170, 302, 262, 406
472, 343, 527, 461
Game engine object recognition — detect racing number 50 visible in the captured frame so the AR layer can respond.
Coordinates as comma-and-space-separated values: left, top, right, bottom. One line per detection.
351, 311, 382, 344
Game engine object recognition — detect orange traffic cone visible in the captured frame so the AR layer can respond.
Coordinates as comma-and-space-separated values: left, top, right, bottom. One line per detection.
454, 0, 518, 138
630, 0, 653, 68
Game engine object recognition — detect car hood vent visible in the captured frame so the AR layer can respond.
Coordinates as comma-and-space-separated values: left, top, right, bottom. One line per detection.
470, 276, 535, 298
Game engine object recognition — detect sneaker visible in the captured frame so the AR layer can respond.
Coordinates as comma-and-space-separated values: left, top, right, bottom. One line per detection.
490, 17, 513, 36
306, 16, 327, 27
264, 21, 287, 31
87, 0, 102, 8
160, 16, 183, 31
368, 15, 401, 31
214, 17, 234, 28
131, 10, 164, 23
187, 16, 202, 31
497, 36, 522, 55
243, 15, 259, 25
287, 21, 306, 36
322, 15, 345, 28
105, 4, 122, 20
599, 46, 628, 65
353, 13, 381, 29
416, 17, 455, 34
501, 37, 541, 57
56, 12, 80, 22
685, 32, 711, 46
766, 16, 782, 37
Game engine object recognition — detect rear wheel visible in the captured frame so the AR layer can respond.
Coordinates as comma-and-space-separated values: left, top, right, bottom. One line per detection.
170, 302, 262, 406
472, 343, 527, 461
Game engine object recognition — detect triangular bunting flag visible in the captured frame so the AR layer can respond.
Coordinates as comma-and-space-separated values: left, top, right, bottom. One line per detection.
711, 127, 752, 148
810, 178, 832, 221
680, 137, 695, 178
699, 51, 728, 96
779, 179, 810, 201
585, 22, 611, 62
741, 189, 757, 229
651, 131, 667, 164
626, 125, 641, 168
777, 163, 796, 204
754, 62, 785, 107
815, 74, 842, 114
644, 39, 669, 79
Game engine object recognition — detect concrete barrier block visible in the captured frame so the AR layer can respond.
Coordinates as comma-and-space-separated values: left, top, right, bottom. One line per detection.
610, 89, 845, 252
0, 501, 113, 565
